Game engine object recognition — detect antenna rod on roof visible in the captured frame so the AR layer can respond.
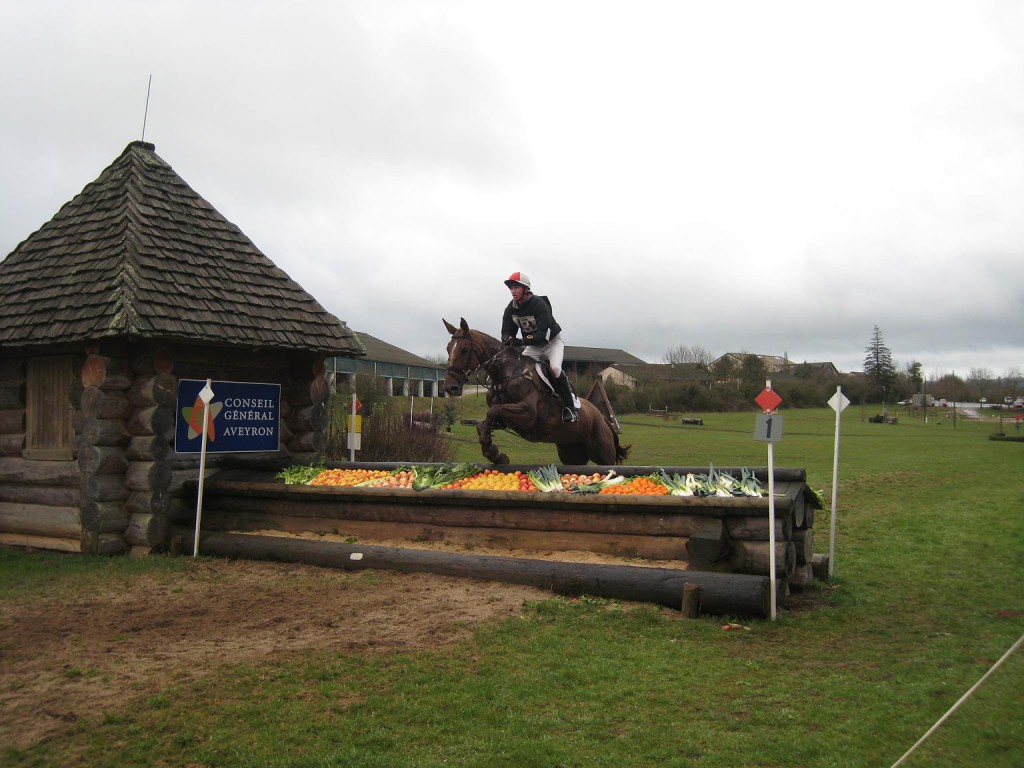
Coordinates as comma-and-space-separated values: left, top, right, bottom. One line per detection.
141, 74, 153, 142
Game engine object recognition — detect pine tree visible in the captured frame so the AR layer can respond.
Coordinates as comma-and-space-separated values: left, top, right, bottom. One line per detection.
863, 325, 896, 401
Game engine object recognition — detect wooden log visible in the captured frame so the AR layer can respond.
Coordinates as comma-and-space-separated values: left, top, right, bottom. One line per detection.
82, 474, 131, 503
0, 483, 79, 506
685, 520, 732, 564
125, 513, 168, 548
0, 408, 24, 434
96, 502, 131, 533
729, 540, 796, 577
169, 467, 225, 497
96, 533, 127, 555
811, 553, 830, 580
0, 385, 23, 411
196, 508, 693, 561
125, 461, 172, 493
801, 504, 814, 530
126, 435, 172, 462
183, 530, 774, 617
0, 359, 25, 379
79, 387, 133, 420
127, 373, 178, 407
681, 582, 701, 618
0, 457, 78, 484
77, 445, 129, 476
792, 528, 814, 566
126, 404, 176, 437
125, 489, 169, 517
76, 417, 130, 447
788, 563, 814, 589
81, 354, 133, 390
0, 433, 23, 456
167, 497, 192, 525
194, 492, 734, 538
725, 515, 793, 542
0, 502, 81, 538
0, 532, 81, 553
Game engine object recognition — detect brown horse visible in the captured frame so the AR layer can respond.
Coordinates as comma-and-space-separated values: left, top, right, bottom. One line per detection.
442, 318, 630, 466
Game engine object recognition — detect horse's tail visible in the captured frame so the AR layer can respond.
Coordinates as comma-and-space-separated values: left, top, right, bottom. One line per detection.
613, 430, 631, 464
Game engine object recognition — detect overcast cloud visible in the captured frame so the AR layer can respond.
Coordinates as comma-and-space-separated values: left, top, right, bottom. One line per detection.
2, 1, 1022, 380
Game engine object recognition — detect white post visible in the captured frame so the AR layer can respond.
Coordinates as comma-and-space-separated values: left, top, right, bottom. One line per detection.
830, 387, 842, 579
766, 378, 777, 621
193, 379, 214, 558
826, 385, 850, 580
409, 393, 415, 427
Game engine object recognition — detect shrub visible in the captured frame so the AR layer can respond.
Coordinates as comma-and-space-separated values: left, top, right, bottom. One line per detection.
325, 395, 455, 463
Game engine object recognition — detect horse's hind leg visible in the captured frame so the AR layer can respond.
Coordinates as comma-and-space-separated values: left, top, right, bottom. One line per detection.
556, 443, 589, 467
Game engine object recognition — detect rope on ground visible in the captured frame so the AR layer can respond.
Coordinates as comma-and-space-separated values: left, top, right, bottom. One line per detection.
889, 633, 1023, 767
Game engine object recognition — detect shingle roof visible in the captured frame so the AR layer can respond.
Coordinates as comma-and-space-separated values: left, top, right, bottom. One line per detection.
0, 141, 364, 356
564, 346, 646, 365
351, 330, 443, 370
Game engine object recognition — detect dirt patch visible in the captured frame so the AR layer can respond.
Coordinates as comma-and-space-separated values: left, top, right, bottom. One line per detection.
0, 556, 554, 750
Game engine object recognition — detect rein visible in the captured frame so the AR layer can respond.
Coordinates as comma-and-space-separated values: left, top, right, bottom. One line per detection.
447, 335, 526, 391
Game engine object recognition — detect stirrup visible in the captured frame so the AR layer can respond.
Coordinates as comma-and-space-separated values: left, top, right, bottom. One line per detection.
562, 407, 578, 423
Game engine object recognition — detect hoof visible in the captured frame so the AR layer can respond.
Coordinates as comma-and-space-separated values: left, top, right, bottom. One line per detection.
495, 453, 510, 464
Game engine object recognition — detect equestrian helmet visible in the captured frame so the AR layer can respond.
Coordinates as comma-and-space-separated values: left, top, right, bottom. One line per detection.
504, 271, 531, 290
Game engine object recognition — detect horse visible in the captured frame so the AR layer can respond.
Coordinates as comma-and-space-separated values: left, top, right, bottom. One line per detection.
442, 317, 630, 466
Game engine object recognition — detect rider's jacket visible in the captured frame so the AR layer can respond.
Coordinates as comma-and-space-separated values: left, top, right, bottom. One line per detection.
501, 293, 562, 346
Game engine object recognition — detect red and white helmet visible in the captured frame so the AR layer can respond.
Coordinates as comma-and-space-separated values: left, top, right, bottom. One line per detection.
503, 271, 531, 290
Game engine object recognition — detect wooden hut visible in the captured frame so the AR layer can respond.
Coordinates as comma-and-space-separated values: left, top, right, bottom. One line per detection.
0, 141, 364, 555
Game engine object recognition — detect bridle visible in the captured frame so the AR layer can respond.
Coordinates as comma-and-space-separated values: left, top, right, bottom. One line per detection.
445, 333, 521, 390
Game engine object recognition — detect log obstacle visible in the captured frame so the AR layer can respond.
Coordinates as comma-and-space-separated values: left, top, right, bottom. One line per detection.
181, 530, 774, 618
177, 463, 820, 617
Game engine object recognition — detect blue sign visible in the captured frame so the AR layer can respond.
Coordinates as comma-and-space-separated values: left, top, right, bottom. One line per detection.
174, 379, 281, 453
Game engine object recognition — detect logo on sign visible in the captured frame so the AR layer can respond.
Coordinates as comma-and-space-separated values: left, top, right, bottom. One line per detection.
175, 380, 282, 453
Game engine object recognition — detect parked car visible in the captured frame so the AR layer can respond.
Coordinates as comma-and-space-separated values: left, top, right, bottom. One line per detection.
897, 399, 911, 406
1004, 397, 1013, 404
1014, 398, 1024, 409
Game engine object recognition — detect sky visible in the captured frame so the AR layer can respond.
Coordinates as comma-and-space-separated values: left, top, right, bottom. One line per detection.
2, 1, 1022, 381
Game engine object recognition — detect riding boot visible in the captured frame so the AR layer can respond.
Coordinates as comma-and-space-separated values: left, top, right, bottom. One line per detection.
554, 372, 578, 423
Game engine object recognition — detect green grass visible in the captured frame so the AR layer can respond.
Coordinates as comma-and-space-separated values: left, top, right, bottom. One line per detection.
3, 407, 1022, 767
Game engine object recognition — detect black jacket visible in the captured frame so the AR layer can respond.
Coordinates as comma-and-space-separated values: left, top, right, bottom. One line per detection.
501, 293, 562, 345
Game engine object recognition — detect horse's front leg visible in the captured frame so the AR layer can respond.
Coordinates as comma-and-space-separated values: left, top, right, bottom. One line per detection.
476, 405, 509, 464
477, 401, 536, 464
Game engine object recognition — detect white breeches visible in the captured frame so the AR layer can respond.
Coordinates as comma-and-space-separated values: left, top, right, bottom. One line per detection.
522, 336, 565, 378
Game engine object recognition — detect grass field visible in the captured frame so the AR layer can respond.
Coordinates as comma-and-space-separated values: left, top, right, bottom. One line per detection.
2, 405, 1022, 767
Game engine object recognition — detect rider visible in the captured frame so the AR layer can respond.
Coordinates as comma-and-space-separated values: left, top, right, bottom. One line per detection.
500, 271, 578, 423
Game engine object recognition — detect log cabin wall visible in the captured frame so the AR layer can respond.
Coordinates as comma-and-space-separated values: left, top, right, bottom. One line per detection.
0, 354, 86, 552
121, 341, 328, 555
0, 341, 329, 556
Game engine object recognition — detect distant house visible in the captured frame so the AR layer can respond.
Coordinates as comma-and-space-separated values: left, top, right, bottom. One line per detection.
0, 141, 363, 555
328, 331, 445, 397
563, 346, 646, 379
710, 353, 840, 381
600, 362, 712, 390
711, 352, 793, 374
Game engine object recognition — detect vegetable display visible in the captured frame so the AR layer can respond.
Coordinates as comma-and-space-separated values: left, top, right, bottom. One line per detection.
283, 463, 766, 497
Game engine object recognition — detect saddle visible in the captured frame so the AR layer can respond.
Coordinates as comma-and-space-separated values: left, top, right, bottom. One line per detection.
529, 362, 581, 409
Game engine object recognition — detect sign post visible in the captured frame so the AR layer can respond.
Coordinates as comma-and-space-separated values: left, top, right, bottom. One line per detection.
754, 381, 783, 621
826, 385, 850, 579
175, 379, 282, 556
192, 379, 214, 557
